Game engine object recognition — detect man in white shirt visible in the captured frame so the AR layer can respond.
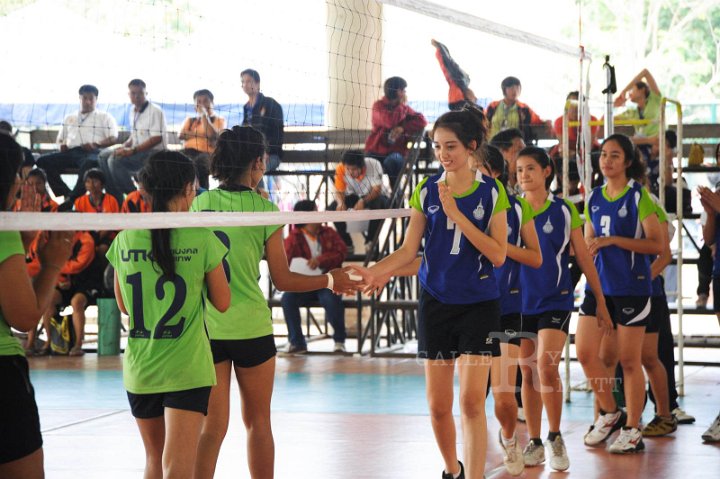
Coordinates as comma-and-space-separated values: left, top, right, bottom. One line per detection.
36, 84, 118, 201
99, 78, 167, 203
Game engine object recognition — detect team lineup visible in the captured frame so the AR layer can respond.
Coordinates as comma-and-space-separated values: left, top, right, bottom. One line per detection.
0, 105, 706, 479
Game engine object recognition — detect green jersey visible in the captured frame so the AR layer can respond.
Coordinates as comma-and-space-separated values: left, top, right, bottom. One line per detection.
191, 188, 282, 339
0, 232, 25, 357
106, 228, 226, 394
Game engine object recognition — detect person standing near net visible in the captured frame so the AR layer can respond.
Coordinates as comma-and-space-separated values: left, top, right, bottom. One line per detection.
241, 69, 283, 196
106, 151, 231, 478
365, 76, 427, 190
36, 84, 118, 204
354, 105, 509, 479
191, 125, 361, 479
578, 134, 662, 454
431, 39, 477, 111
485, 77, 544, 142
0, 134, 74, 479
515, 147, 610, 471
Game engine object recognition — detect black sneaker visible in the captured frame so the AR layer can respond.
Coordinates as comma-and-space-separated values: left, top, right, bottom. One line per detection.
441, 460, 464, 479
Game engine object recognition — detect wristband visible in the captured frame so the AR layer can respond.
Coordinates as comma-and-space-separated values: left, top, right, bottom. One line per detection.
325, 272, 334, 290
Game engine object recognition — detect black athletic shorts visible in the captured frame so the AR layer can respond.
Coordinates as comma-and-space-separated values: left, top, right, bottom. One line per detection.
417, 288, 501, 360
521, 310, 571, 335
579, 290, 651, 328
127, 386, 212, 419
0, 355, 43, 464
713, 277, 720, 313
497, 313, 522, 346
646, 295, 669, 334
210, 334, 277, 368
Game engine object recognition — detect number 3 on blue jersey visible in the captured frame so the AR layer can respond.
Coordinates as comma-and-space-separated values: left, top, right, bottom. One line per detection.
448, 218, 462, 255
600, 215, 611, 236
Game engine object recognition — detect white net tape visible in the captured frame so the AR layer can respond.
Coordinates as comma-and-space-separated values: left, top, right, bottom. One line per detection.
0, 209, 411, 231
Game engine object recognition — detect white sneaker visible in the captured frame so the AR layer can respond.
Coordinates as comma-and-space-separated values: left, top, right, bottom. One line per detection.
609, 427, 645, 454
522, 441, 545, 466
584, 409, 626, 446
702, 414, 720, 442
517, 407, 526, 423
333, 342, 346, 353
498, 431, 524, 476
672, 406, 696, 424
545, 435, 570, 471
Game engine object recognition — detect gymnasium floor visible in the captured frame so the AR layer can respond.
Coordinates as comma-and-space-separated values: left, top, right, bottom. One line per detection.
29, 347, 720, 478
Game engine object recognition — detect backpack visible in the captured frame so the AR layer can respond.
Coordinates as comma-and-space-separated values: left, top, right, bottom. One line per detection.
688, 143, 704, 166
49, 314, 75, 355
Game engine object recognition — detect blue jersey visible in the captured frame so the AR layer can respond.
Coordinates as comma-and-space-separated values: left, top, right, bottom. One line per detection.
496, 195, 533, 315
586, 180, 656, 296
520, 193, 583, 315
714, 214, 720, 278
409, 170, 510, 304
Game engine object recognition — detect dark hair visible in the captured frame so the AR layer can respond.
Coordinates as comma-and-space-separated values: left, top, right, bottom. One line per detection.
193, 89, 214, 102
138, 151, 196, 277
128, 79, 146, 89
341, 149, 365, 169
635, 81, 650, 99
601, 133, 646, 181
665, 129, 677, 150
0, 134, 23, 211
0, 120, 12, 135
484, 144, 508, 186
83, 168, 105, 185
518, 146, 555, 190
383, 76, 407, 101
566, 91, 579, 101
490, 128, 524, 152
501, 76, 521, 95
78, 84, 99, 96
293, 199, 317, 229
210, 125, 267, 184
432, 103, 488, 151
27, 168, 48, 183
241, 69, 261, 83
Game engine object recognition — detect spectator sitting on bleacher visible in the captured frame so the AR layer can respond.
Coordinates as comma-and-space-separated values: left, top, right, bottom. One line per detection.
328, 150, 390, 254
13, 168, 58, 212
74, 168, 119, 258
490, 128, 526, 195
485, 76, 544, 141
0, 120, 35, 178
178, 89, 225, 189
120, 176, 150, 213
365, 76, 427, 189
281, 200, 348, 354
614, 69, 661, 153
99, 79, 167, 204
36, 85, 118, 203
25, 231, 96, 356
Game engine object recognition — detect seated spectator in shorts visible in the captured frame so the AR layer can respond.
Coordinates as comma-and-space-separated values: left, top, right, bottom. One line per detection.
365, 76, 427, 189
74, 168, 119, 257
485, 76, 544, 141
99, 79, 166, 204
120, 176, 151, 213
328, 150, 390, 253
0, 120, 35, 178
489, 128, 526, 195
13, 169, 58, 212
281, 200, 348, 354
178, 89, 225, 189
36, 85, 118, 202
25, 231, 96, 356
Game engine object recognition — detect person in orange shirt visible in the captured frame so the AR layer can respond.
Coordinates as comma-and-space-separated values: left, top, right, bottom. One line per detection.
179, 89, 225, 189
13, 169, 58, 213
25, 231, 95, 356
121, 176, 151, 213
74, 168, 119, 251
431, 38, 477, 111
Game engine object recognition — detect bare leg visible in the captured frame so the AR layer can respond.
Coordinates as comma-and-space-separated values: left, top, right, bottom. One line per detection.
195, 361, 232, 479
519, 337, 542, 439
457, 353, 492, 479
0, 448, 44, 479
576, 316, 618, 413
617, 325, 648, 428
537, 329, 568, 433
135, 416, 165, 479
70, 293, 87, 351
491, 342, 520, 439
163, 407, 204, 478
642, 332, 670, 417
425, 358, 459, 476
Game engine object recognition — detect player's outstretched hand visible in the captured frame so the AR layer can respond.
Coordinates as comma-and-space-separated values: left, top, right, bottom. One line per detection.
348, 265, 390, 296
329, 266, 365, 295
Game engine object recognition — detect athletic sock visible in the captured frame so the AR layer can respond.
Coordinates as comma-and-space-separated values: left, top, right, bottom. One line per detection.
531, 437, 543, 446
547, 431, 561, 442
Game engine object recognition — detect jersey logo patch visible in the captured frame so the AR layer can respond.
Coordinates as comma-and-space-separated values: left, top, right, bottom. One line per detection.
428, 205, 440, 214
618, 203, 628, 218
485, 338, 493, 345
505, 329, 517, 337
622, 307, 635, 315
507, 225, 513, 237
591, 206, 600, 212
542, 217, 554, 234
473, 202, 485, 220
551, 316, 563, 323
